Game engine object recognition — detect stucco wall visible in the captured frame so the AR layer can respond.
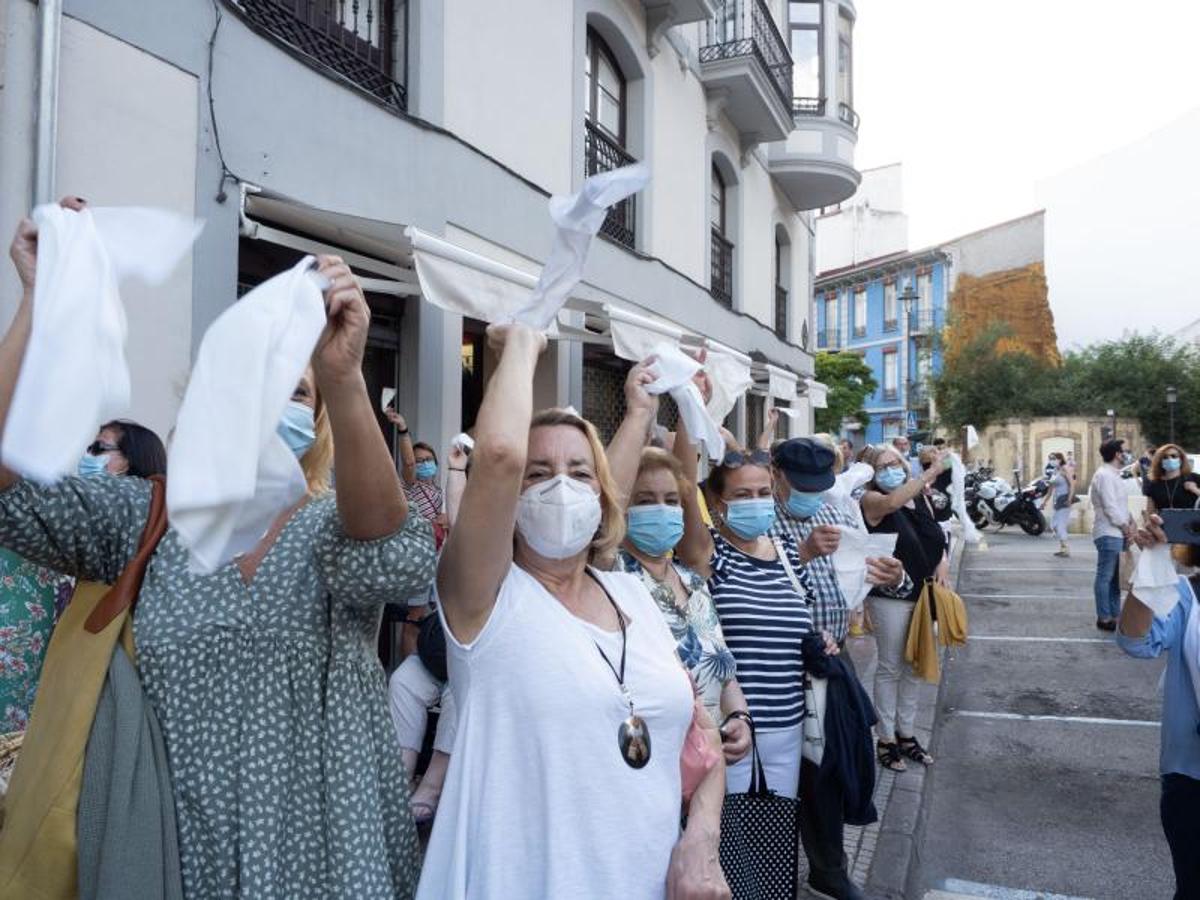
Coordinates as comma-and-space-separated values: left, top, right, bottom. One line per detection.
968, 416, 1145, 490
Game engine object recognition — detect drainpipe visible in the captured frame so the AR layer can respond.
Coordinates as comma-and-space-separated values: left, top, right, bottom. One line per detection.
32, 0, 63, 206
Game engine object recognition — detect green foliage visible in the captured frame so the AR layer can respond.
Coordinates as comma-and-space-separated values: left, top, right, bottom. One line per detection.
933, 329, 1200, 447
814, 351, 878, 434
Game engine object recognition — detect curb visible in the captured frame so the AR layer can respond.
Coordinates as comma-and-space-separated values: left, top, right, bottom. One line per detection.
858, 533, 968, 899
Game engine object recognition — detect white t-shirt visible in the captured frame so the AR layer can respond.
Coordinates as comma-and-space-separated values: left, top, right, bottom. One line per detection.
417, 564, 694, 900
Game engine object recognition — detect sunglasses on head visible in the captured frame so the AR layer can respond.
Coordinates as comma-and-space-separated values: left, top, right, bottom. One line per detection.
720, 449, 771, 469
87, 441, 119, 456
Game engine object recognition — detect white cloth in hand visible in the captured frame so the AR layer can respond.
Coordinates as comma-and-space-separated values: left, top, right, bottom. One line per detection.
168, 256, 327, 574
1131, 543, 1183, 618
833, 527, 899, 610
2, 205, 200, 483
512, 163, 650, 330
948, 453, 981, 543
643, 343, 725, 461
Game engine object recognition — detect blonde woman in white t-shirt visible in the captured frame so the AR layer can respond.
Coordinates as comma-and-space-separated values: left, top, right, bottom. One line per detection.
417, 323, 729, 900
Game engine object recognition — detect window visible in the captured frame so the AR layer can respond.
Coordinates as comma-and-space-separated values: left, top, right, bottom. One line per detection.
853, 290, 866, 337
916, 272, 932, 328
586, 29, 625, 142
711, 164, 726, 234
789, 1, 822, 102
883, 349, 898, 400
837, 9, 853, 107
884, 281, 897, 330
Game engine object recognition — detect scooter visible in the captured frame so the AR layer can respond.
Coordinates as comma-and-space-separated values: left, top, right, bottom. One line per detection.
966, 469, 1047, 535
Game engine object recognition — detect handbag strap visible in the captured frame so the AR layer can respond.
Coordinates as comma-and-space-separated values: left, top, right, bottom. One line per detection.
84, 475, 169, 634
742, 714, 773, 797
771, 536, 807, 602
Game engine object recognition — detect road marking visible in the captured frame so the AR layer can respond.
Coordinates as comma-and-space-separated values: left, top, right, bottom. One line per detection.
948, 710, 1157, 727
968, 635, 1111, 644
959, 593, 1076, 600
962, 567, 1096, 573
930, 877, 1094, 900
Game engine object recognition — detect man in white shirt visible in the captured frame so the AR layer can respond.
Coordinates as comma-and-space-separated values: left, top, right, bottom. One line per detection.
1088, 439, 1136, 630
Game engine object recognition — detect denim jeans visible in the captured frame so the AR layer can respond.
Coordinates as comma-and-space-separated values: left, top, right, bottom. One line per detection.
1093, 535, 1124, 621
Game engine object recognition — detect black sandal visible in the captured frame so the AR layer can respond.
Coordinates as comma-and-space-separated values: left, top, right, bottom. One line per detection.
876, 740, 907, 772
897, 735, 934, 766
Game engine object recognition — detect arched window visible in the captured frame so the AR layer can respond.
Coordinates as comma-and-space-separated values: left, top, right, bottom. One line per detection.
584, 27, 635, 248
710, 164, 733, 307
585, 29, 626, 144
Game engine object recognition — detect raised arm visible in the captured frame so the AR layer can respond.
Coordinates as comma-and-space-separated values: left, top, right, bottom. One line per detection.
673, 414, 715, 576
385, 409, 417, 484
605, 358, 658, 509
0, 197, 87, 490
861, 453, 944, 527
437, 324, 547, 644
312, 256, 408, 540
444, 441, 469, 528
756, 407, 779, 451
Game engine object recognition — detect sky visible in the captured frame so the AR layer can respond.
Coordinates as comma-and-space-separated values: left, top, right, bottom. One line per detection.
851, 0, 1200, 349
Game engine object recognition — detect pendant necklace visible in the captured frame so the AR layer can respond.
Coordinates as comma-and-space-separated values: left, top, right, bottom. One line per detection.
587, 571, 652, 769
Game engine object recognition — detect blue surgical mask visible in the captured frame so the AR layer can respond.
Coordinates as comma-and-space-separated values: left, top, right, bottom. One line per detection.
415, 460, 438, 480
278, 400, 316, 459
77, 452, 111, 477
626, 504, 684, 557
785, 489, 823, 520
724, 498, 776, 540
876, 466, 907, 492
1163, 457, 1182, 473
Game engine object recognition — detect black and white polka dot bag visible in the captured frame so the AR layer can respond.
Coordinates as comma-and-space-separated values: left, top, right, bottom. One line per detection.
718, 720, 799, 900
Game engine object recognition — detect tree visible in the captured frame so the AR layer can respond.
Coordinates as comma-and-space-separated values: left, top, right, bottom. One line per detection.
814, 352, 877, 434
933, 329, 1200, 448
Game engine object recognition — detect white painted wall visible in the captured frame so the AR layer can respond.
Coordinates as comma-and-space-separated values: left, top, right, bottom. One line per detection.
942, 211, 1043, 291
54, 16, 199, 441
0, 0, 36, 325
815, 164, 909, 273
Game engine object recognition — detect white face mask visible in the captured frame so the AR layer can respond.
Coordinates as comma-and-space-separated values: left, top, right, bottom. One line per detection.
515, 473, 603, 560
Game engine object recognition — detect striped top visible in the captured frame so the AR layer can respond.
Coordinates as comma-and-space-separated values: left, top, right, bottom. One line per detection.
708, 530, 814, 730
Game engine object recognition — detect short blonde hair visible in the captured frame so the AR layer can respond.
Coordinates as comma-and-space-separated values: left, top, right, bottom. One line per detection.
529, 408, 625, 560
301, 389, 334, 495
636, 447, 693, 498
812, 432, 842, 473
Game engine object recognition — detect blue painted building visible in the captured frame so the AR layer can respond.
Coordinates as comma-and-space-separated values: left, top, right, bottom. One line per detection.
813, 248, 949, 445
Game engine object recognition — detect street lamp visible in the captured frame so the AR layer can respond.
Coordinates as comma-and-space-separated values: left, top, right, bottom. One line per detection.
1167, 385, 1178, 443
1106, 408, 1116, 442
899, 280, 918, 439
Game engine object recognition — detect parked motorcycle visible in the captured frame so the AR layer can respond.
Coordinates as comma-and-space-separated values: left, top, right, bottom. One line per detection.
964, 468, 1047, 535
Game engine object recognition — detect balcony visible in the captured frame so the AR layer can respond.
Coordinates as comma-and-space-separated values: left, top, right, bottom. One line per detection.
883, 387, 898, 402
852, 325, 866, 338
710, 228, 734, 307
699, 0, 793, 146
644, 0, 719, 55
909, 308, 938, 335
817, 328, 840, 349
237, 0, 406, 109
838, 102, 861, 131
767, 93, 861, 210
585, 120, 638, 249
883, 317, 898, 332
908, 380, 930, 407
774, 285, 788, 339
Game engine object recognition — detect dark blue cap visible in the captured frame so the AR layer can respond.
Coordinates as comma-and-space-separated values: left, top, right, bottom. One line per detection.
771, 438, 836, 492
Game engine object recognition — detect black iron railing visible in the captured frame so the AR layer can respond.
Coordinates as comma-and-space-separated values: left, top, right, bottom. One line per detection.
817, 328, 839, 349
238, 0, 406, 109
793, 97, 825, 116
774, 285, 788, 339
701, 0, 793, 111
908, 380, 929, 405
710, 229, 734, 307
852, 324, 866, 338
838, 101, 860, 130
909, 308, 937, 333
883, 387, 898, 402
800, 320, 809, 350
883, 317, 898, 332
584, 120, 638, 249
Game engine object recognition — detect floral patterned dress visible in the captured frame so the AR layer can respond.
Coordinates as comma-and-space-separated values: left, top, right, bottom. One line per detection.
0, 475, 437, 900
617, 550, 737, 721
0, 547, 73, 732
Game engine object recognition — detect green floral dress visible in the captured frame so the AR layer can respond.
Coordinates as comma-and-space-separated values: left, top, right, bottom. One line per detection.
0, 475, 437, 899
0, 547, 73, 731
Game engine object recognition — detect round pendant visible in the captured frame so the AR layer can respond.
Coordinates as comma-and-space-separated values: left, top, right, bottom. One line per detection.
618, 714, 652, 769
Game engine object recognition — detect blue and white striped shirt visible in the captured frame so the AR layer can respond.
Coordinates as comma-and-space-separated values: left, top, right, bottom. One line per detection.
708, 530, 814, 730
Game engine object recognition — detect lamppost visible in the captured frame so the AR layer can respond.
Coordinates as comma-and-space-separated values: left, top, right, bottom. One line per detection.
1106, 408, 1116, 442
900, 280, 918, 440
1167, 385, 1178, 443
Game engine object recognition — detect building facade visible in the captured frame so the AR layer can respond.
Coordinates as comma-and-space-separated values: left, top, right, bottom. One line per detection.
0, 0, 864, 458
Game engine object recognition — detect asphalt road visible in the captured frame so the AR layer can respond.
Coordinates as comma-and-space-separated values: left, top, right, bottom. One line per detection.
915, 530, 1175, 900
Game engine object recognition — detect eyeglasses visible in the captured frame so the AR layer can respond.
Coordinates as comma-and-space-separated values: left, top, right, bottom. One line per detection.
719, 449, 771, 469
87, 441, 119, 456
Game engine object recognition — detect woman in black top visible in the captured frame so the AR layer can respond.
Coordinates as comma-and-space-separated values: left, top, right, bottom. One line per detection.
860, 445, 950, 772
1143, 444, 1200, 512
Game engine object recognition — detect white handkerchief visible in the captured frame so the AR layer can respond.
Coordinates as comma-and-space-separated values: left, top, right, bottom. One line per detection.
948, 452, 981, 543
2, 205, 200, 483
512, 163, 650, 330
823, 462, 873, 531
1131, 543, 1182, 618
643, 343, 725, 461
168, 256, 327, 574
831, 528, 899, 610
381, 387, 396, 413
